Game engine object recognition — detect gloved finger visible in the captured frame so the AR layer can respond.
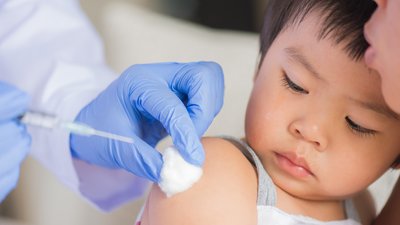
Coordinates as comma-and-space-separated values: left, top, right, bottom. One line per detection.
0, 122, 31, 177
172, 62, 224, 136
0, 168, 19, 202
112, 136, 163, 183
133, 87, 204, 167
0, 83, 29, 121
0, 118, 28, 139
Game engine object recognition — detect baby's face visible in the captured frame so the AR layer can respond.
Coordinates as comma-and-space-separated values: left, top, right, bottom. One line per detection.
245, 13, 400, 201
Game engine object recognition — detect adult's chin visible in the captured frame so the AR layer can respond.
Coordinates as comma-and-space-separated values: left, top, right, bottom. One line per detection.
364, 46, 376, 68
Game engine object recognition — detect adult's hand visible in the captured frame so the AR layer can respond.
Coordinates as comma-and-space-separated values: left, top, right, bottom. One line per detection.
70, 62, 224, 182
0, 82, 31, 202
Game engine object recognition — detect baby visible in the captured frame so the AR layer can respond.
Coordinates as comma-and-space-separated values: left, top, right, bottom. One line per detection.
137, 0, 400, 224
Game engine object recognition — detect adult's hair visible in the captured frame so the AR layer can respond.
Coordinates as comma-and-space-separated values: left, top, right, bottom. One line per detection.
259, 0, 377, 66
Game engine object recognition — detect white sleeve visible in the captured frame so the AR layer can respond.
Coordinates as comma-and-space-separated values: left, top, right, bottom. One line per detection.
0, 0, 148, 211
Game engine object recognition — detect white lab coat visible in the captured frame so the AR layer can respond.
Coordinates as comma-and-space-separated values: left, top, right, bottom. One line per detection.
0, 0, 148, 211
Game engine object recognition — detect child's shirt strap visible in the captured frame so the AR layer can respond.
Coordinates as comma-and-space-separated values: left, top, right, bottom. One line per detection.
220, 135, 276, 206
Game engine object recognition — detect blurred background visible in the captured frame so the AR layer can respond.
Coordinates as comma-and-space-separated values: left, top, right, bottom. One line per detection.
0, 0, 398, 224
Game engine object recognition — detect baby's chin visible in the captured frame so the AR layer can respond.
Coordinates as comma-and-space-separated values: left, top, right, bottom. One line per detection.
273, 178, 345, 201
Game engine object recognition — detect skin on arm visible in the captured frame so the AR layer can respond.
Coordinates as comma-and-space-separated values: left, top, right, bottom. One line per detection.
140, 137, 258, 225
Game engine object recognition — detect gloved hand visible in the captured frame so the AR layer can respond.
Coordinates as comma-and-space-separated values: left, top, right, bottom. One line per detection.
70, 62, 224, 182
0, 82, 31, 202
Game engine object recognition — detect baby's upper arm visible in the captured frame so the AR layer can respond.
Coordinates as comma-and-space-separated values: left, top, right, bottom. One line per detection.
140, 137, 258, 225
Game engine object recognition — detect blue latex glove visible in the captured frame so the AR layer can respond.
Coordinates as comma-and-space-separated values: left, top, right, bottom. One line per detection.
70, 62, 224, 182
0, 82, 30, 202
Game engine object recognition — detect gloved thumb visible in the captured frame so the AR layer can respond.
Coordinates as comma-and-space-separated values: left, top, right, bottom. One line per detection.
132, 84, 205, 167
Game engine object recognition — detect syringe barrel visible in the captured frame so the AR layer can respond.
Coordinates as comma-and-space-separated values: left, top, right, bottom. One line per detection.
20, 111, 134, 144
20, 111, 61, 129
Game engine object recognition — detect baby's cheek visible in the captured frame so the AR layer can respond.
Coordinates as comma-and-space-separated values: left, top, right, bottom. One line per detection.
318, 163, 372, 198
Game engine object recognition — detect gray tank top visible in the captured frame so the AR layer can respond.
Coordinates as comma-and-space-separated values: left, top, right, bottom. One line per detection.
222, 136, 361, 225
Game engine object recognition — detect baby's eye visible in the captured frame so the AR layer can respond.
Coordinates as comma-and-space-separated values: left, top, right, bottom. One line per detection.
345, 116, 377, 137
281, 74, 309, 94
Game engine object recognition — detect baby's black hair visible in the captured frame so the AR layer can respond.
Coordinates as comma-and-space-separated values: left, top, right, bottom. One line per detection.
259, 0, 377, 66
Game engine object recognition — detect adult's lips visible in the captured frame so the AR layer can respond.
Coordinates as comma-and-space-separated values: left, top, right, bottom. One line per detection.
364, 26, 376, 67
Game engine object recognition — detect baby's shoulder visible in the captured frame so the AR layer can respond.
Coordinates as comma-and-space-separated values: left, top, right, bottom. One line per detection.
201, 136, 256, 171
141, 137, 258, 225
201, 136, 258, 192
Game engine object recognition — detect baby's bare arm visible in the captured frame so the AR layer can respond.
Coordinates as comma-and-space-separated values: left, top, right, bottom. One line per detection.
141, 137, 258, 225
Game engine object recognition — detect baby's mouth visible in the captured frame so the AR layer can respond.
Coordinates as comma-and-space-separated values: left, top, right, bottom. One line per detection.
274, 151, 314, 178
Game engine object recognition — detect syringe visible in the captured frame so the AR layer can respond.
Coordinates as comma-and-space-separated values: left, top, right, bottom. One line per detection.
20, 111, 134, 144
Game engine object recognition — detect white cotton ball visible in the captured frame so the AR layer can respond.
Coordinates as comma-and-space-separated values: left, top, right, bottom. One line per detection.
158, 147, 203, 197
